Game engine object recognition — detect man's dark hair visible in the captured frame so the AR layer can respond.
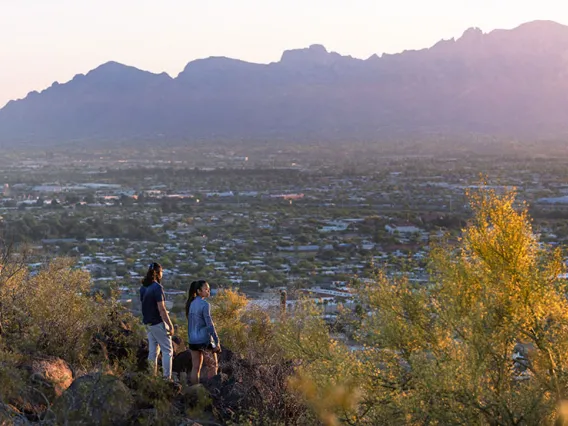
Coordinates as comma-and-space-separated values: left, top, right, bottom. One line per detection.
142, 262, 162, 287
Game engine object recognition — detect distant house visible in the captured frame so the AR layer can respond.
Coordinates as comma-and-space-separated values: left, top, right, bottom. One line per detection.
278, 245, 320, 252
538, 196, 568, 204
206, 191, 234, 197
32, 185, 63, 193
42, 238, 78, 244
385, 224, 422, 235
269, 193, 304, 200
238, 191, 259, 197
319, 220, 349, 233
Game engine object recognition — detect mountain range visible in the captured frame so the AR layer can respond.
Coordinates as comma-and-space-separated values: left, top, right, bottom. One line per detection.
2, 20, 568, 146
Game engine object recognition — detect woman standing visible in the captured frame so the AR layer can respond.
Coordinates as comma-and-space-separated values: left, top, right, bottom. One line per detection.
140, 262, 174, 379
186, 280, 221, 384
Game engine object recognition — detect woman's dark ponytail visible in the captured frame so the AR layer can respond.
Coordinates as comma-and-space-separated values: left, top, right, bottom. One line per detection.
185, 281, 198, 318
185, 280, 207, 317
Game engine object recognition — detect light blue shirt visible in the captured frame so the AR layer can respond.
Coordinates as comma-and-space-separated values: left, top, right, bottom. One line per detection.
188, 296, 219, 345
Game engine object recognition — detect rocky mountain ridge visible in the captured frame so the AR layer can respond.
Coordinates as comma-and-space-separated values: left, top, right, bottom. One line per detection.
2, 20, 568, 145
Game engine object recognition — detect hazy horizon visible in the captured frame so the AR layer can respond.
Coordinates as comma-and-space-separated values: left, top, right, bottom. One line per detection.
1, 0, 568, 108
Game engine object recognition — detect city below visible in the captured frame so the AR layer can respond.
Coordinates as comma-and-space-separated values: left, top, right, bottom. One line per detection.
1, 144, 567, 324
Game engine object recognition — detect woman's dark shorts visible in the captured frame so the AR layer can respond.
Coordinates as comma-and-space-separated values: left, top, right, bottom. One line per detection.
189, 343, 214, 351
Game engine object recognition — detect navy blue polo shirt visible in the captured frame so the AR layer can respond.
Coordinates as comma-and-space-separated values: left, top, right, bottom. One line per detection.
140, 281, 165, 325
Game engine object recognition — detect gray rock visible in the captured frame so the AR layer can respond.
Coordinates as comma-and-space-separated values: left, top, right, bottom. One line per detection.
54, 373, 133, 425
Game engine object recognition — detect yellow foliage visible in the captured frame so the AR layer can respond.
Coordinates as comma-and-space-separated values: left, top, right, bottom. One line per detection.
275, 299, 336, 362
275, 299, 368, 423
279, 187, 568, 425
210, 288, 274, 357
0, 258, 110, 363
289, 368, 361, 426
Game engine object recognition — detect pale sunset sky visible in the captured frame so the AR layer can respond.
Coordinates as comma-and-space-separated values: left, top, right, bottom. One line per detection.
0, 0, 566, 107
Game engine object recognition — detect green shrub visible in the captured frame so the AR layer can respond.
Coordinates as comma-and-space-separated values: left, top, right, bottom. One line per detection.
0, 258, 111, 364
0, 350, 25, 403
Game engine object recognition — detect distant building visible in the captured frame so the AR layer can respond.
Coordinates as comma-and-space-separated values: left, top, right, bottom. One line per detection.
270, 193, 304, 200
32, 185, 63, 193
319, 221, 349, 232
278, 245, 319, 252
385, 224, 422, 235
538, 196, 568, 204
206, 191, 234, 197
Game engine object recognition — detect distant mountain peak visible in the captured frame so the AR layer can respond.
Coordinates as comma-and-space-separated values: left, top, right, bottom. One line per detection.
98, 60, 125, 68
88, 60, 130, 73
78, 62, 173, 92
515, 19, 568, 31
180, 56, 253, 74
307, 44, 328, 53
280, 44, 336, 66
458, 27, 484, 44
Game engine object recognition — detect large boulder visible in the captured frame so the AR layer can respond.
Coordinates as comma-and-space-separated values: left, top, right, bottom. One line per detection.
27, 357, 73, 399
11, 356, 73, 420
54, 373, 133, 425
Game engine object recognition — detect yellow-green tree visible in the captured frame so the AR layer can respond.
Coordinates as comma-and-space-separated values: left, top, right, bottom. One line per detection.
0, 258, 110, 363
277, 300, 363, 425
210, 288, 275, 359
283, 188, 568, 425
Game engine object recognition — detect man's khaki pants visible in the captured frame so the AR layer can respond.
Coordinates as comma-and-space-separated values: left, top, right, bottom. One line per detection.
147, 322, 173, 379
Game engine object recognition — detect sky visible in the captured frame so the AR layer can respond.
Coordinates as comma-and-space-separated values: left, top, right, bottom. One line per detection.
0, 0, 567, 107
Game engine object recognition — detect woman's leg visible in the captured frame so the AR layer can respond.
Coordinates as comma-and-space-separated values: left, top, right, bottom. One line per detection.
203, 351, 218, 379
190, 350, 203, 385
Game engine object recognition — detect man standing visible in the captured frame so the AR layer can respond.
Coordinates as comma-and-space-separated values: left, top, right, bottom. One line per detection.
140, 262, 174, 379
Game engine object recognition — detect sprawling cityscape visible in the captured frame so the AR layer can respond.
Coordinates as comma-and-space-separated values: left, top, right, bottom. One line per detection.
2, 144, 568, 322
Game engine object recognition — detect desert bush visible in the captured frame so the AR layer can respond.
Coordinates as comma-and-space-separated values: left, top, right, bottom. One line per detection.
210, 289, 276, 359
0, 258, 113, 364
207, 289, 311, 424
284, 187, 568, 425
0, 350, 25, 404
121, 372, 182, 425
90, 304, 147, 374
209, 288, 248, 347
275, 300, 362, 425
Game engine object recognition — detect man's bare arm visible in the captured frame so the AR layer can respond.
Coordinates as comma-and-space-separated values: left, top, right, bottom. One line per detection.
157, 301, 174, 332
